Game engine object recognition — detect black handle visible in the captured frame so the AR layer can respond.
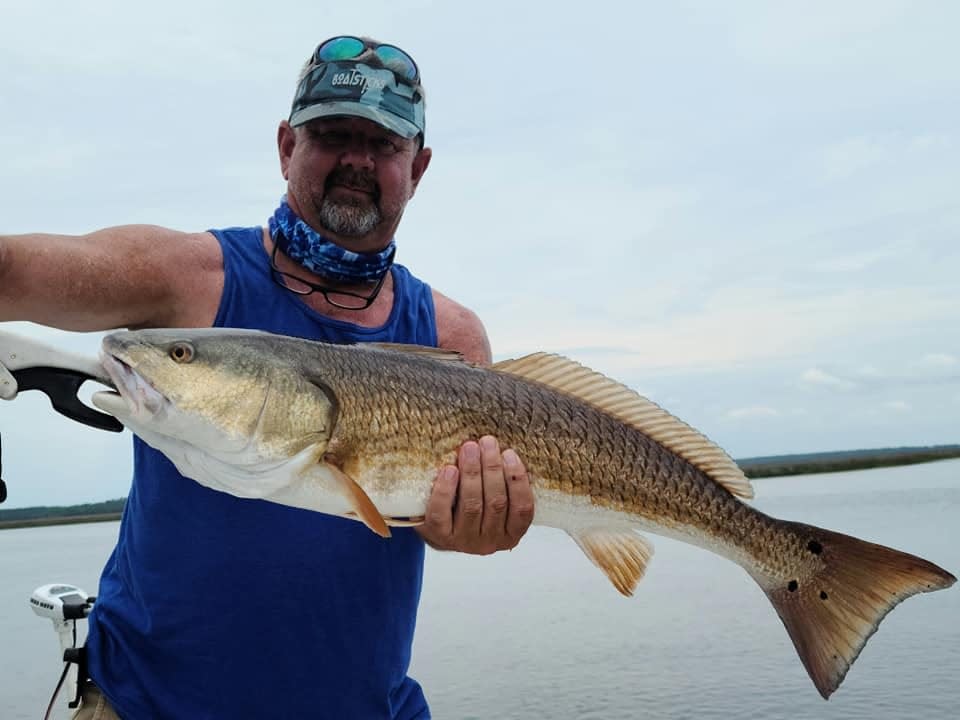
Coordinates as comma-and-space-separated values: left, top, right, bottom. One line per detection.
11, 367, 124, 432
0, 432, 6, 502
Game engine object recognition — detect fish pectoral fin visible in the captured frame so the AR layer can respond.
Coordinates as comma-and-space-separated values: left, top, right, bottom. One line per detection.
323, 462, 391, 539
569, 528, 654, 597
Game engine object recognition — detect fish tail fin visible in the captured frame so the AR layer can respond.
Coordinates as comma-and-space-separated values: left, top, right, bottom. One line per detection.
754, 522, 955, 699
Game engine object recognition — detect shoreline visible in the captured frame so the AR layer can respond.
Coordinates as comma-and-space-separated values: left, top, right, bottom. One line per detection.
0, 512, 123, 530
737, 450, 960, 478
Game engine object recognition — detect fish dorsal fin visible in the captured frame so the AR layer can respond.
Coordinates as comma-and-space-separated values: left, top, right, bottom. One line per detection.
366, 343, 466, 363
492, 353, 753, 500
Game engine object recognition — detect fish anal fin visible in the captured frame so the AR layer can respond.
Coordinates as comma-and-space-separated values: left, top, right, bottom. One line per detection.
323, 462, 391, 538
492, 353, 753, 500
756, 521, 956, 698
569, 528, 654, 597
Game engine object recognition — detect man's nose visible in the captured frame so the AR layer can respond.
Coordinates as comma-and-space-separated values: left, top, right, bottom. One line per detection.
337, 136, 376, 170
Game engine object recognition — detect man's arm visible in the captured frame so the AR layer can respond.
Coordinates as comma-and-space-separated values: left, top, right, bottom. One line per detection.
417, 290, 536, 554
0, 226, 223, 331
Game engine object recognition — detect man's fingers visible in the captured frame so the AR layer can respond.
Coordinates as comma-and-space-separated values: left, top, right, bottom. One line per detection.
0, 360, 18, 400
423, 465, 458, 542
478, 435, 509, 539
451, 440, 484, 538
422, 438, 534, 555
503, 448, 535, 543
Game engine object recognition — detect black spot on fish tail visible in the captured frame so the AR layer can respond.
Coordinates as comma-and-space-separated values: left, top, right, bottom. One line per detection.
808, 540, 823, 555
820, 591, 829, 600
788, 580, 799, 592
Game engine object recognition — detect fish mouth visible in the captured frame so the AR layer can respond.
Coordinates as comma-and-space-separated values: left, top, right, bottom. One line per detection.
91, 350, 169, 419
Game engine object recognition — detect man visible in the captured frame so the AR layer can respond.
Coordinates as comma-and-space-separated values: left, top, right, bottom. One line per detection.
0, 36, 534, 719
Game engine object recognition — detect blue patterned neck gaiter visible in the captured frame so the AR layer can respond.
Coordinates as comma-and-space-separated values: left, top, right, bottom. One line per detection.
268, 196, 396, 284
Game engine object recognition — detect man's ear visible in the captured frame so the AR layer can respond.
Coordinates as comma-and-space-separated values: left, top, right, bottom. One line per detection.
278, 121, 296, 180
409, 146, 432, 195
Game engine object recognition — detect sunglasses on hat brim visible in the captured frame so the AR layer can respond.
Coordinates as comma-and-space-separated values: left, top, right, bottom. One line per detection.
311, 36, 419, 85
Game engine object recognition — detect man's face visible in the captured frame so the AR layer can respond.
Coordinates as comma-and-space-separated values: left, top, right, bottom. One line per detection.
278, 115, 430, 250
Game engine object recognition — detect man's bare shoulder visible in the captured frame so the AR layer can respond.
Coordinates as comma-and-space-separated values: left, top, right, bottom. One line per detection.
431, 289, 492, 365
78, 224, 221, 272
105, 226, 224, 327
112, 224, 219, 258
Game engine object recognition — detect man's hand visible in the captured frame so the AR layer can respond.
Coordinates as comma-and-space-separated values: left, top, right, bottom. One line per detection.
0, 358, 17, 400
417, 435, 535, 554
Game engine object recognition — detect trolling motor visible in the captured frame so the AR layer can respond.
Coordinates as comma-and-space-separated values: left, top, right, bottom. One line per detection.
30, 583, 95, 713
0, 329, 123, 503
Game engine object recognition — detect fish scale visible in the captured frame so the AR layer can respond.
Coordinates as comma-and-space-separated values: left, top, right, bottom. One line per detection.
330, 345, 722, 521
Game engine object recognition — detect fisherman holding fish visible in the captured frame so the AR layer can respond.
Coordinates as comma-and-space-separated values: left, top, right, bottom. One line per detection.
0, 36, 535, 719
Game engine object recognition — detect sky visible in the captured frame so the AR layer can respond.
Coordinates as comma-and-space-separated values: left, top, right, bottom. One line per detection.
0, 0, 958, 508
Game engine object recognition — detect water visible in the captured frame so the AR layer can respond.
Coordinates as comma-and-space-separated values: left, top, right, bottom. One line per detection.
2, 461, 958, 719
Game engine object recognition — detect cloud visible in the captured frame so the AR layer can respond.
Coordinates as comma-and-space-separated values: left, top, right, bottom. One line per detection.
485, 283, 959, 380
727, 2, 958, 84
811, 248, 900, 274
921, 353, 957, 368
884, 400, 911, 412
819, 132, 955, 181
821, 135, 893, 180
801, 368, 858, 391
724, 406, 779, 420
790, 356, 960, 401
854, 365, 886, 379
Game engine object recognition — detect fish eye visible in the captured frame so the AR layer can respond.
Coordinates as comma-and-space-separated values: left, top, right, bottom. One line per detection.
169, 342, 195, 363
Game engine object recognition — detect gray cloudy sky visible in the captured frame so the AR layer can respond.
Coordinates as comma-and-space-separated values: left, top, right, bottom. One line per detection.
1, 1, 958, 508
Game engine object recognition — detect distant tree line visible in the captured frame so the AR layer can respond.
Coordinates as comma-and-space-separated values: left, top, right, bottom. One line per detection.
738, 444, 960, 478
0, 498, 125, 528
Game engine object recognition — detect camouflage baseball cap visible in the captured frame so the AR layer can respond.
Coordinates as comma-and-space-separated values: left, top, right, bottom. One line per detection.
289, 61, 425, 139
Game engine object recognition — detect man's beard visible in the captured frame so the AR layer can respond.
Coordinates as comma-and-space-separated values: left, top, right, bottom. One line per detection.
318, 168, 383, 237
318, 196, 382, 237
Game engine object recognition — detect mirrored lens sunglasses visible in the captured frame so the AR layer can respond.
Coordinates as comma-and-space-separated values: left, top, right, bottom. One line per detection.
314, 35, 419, 84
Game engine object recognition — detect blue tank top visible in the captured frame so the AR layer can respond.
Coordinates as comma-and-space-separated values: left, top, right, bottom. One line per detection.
85, 226, 436, 719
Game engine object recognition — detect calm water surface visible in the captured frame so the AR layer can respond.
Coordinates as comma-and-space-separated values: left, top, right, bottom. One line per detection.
1, 460, 958, 719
